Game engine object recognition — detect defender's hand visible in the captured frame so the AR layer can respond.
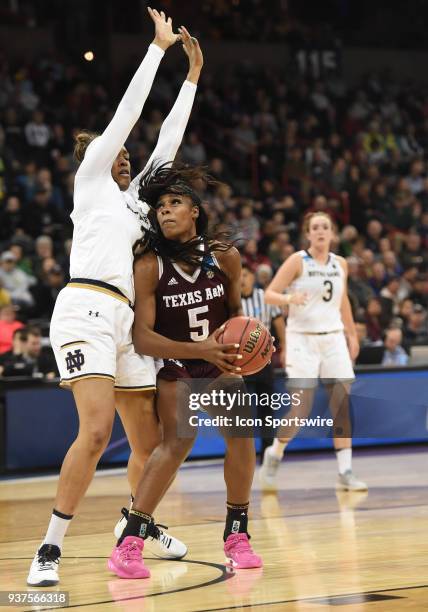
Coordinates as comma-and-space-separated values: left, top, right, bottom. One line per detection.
149, 7, 180, 51
180, 26, 203, 72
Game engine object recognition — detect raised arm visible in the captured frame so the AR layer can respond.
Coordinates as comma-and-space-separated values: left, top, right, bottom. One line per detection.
77, 9, 178, 178
130, 28, 203, 191
264, 253, 307, 306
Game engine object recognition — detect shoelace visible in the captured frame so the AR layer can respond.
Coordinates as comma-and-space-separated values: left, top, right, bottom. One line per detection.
120, 540, 142, 561
38, 547, 60, 569
150, 522, 169, 541
227, 534, 252, 553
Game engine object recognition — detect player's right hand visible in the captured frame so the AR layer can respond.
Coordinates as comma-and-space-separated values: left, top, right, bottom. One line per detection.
196, 328, 242, 374
290, 291, 308, 305
149, 7, 180, 51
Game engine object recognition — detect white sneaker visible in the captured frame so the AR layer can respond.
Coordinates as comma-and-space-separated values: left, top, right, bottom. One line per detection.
27, 544, 60, 586
336, 470, 368, 491
259, 447, 281, 492
114, 508, 188, 560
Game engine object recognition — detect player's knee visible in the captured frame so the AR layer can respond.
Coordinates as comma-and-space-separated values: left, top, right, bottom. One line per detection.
80, 425, 112, 455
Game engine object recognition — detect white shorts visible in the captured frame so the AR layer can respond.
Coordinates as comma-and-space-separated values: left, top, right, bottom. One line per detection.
286, 330, 355, 388
50, 285, 156, 391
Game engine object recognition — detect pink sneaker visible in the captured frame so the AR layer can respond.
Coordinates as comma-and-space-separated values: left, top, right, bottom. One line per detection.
224, 533, 263, 569
108, 536, 150, 579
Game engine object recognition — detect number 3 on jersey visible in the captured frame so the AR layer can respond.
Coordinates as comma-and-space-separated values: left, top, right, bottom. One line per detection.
188, 305, 209, 341
322, 280, 333, 302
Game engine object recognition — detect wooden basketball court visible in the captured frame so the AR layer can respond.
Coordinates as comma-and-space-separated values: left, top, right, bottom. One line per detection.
1, 446, 427, 611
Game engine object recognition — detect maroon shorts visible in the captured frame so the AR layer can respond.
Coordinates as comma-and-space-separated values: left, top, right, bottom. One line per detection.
157, 358, 222, 381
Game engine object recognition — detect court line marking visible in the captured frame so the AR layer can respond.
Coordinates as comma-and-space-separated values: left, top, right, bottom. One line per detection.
194, 583, 428, 611
0, 459, 225, 485
0, 500, 427, 546
19, 559, 232, 611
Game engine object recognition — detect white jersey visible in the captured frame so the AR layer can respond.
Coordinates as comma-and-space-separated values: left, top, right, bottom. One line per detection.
70, 44, 197, 303
287, 250, 345, 333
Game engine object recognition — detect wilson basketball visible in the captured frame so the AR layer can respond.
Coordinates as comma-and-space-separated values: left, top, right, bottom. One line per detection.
218, 316, 274, 376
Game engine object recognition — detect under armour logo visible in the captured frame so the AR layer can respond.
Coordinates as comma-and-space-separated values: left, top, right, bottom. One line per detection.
65, 349, 85, 373
88, 311, 99, 317
168, 277, 178, 285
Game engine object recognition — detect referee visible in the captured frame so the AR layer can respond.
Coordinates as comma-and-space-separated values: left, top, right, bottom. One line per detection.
240, 263, 285, 456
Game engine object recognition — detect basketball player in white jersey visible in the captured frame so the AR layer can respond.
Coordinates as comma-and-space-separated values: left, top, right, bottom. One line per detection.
260, 212, 368, 492
28, 9, 202, 586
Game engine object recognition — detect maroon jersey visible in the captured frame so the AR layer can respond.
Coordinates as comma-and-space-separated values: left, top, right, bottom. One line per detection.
154, 252, 229, 344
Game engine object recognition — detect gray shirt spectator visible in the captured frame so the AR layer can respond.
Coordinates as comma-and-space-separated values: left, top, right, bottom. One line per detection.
0, 252, 35, 308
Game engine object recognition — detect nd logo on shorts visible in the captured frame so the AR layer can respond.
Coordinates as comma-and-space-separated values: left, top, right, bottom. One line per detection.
65, 349, 85, 374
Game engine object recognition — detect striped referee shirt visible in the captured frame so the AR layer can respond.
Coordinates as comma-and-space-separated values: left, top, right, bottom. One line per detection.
241, 288, 283, 328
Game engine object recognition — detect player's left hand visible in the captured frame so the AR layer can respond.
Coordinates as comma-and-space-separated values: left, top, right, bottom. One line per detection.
180, 26, 203, 70
347, 334, 360, 361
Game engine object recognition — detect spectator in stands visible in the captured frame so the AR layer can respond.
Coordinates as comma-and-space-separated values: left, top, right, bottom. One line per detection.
0, 304, 24, 354
382, 328, 409, 366
365, 297, 391, 342
241, 239, 270, 271
398, 298, 414, 328
24, 110, 50, 164
0, 251, 34, 309
255, 263, 273, 289
400, 231, 427, 270
24, 325, 58, 378
0, 278, 11, 308
380, 276, 401, 314
25, 187, 65, 239
0, 195, 26, 242
31, 263, 65, 318
403, 304, 428, 345
32, 235, 54, 278
234, 203, 260, 242
9, 242, 33, 275
347, 256, 373, 310
0, 327, 32, 377
369, 261, 387, 295
181, 131, 207, 165
355, 317, 374, 348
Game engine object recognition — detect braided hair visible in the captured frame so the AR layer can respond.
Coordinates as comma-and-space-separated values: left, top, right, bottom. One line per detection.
134, 162, 233, 268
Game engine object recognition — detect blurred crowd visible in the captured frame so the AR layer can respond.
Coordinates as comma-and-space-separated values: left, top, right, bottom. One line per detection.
1, 44, 428, 376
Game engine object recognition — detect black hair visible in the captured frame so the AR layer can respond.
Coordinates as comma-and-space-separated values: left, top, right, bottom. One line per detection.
241, 262, 255, 274
134, 161, 233, 268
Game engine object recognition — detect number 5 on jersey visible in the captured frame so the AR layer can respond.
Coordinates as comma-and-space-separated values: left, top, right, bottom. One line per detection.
188, 305, 209, 341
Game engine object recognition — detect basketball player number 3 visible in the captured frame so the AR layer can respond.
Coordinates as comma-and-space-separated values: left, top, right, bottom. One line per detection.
322, 280, 333, 302
188, 306, 210, 341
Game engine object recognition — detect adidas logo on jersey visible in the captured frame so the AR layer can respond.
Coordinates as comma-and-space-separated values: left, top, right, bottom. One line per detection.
168, 277, 178, 285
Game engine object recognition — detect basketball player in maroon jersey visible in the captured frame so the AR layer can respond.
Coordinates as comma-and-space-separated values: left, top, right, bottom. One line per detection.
108, 164, 262, 578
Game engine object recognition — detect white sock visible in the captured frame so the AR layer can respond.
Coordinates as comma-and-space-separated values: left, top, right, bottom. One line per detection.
270, 439, 287, 459
336, 448, 352, 475
43, 510, 73, 549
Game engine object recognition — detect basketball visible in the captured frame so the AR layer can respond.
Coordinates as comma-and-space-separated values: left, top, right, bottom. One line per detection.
218, 316, 274, 375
